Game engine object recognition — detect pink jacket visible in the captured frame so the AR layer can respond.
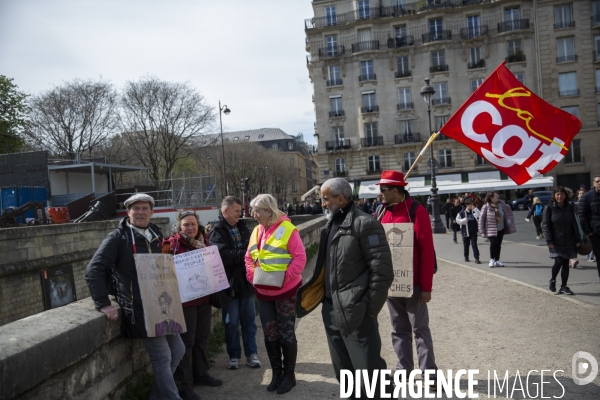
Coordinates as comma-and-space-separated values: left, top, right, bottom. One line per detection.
245, 215, 306, 298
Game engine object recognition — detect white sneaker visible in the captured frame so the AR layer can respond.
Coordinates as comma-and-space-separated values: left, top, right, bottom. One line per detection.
489, 259, 495, 268
228, 358, 239, 369
246, 353, 261, 368
495, 260, 504, 267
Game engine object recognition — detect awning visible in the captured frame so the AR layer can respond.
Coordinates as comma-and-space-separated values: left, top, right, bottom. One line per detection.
357, 180, 380, 199
301, 185, 320, 201
406, 175, 554, 196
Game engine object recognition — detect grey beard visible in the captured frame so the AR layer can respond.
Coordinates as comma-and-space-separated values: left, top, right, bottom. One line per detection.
326, 212, 333, 221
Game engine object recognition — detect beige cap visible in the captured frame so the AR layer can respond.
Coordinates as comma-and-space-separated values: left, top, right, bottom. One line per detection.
124, 193, 155, 209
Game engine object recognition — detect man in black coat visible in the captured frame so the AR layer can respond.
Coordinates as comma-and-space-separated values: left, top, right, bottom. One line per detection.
578, 175, 600, 282
209, 196, 260, 370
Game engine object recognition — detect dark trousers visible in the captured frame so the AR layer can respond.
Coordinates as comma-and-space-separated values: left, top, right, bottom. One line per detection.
488, 229, 505, 260
533, 216, 543, 236
321, 297, 387, 399
463, 235, 480, 260
589, 235, 600, 277
257, 297, 297, 344
175, 303, 212, 392
445, 213, 451, 230
551, 256, 570, 287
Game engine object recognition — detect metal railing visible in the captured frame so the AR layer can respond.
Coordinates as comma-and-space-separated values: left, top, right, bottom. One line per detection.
329, 110, 345, 118
506, 53, 526, 63
395, 71, 412, 78
366, 167, 382, 175
395, 132, 421, 144
361, 136, 384, 147
359, 74, 377, 82
361, 105, 380, 113
422, 30, 452, 44
334, 170, 347, 177
559, 89, 579, 97
351, 40, 380, 53
318, 45, 345, 58
468, 60, 485, 69
498, 19, 530, 33
325, 139, 351, 151
554, 21, 575, 29
460, 25, 488, 39
397, 102, 414, 110
556, 55, 577, 63
430, 64, 449, 73
327, 79, 343, 87
432, 97, 452, 106
387, 36, 415, 49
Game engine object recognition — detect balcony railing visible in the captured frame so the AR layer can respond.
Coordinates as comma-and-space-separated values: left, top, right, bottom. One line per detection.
506, 53, 526, 63
326, 79, 343, 87
318, 45, 345, 58
351, 40, 380, 53
556, 55, 577, 63
397, 102, 414, 110
468, 60, 485, 69
334, 170, 347, 177
554, 21, 575, 29
395, 132, 421, 144
359, 74, 377, 82
592, 14, 600, 28
361, 136, 384, 147
325, 139, 351, 151
460, 25, 489, 39
422, 30, 452, 44
430, 64, 449, 73
559, 89, 580, 97
395, 70, 412, 78
329, 110, 345, 118
387, 36, 415, 49
498, 19, 530, 33
366, 167, 382, 175
361, 105, 380, 114
432, 97, 451, 106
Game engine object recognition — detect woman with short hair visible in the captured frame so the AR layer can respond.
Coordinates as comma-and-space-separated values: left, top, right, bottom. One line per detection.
245, 194, 306, 394
478, 191, 516, 267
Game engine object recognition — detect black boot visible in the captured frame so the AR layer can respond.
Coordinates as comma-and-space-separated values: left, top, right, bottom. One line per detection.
277, 342, 297, 394
265, 339, 283, 392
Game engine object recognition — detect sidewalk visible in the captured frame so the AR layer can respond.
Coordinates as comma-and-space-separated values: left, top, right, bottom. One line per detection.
193, 253, 600, 399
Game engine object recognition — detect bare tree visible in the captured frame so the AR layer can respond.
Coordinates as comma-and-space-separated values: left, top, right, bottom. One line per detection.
120, 76, 215, 191
27, 78, 119, 158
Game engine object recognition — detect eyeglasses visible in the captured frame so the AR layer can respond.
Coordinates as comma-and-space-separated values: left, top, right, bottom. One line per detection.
179, 210, 197, 218
380, 188, 391, 192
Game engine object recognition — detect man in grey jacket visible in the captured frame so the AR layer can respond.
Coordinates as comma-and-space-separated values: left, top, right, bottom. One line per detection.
296, 178, 393, 397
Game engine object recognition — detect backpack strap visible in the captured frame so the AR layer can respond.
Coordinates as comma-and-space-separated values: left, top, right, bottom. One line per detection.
408, 200, 420, 223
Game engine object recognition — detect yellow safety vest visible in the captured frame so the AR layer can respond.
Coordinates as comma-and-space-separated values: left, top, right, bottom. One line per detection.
248, 220, 296, 272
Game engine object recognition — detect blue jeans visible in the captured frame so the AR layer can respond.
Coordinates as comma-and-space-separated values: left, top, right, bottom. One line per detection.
140, 334, 185, 400
221, 296, 258, 359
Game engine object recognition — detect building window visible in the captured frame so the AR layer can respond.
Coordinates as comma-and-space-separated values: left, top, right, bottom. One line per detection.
433, 82, 448, 101
367, 155, 380, 172
554, 4, 573, 29
335, 158, 346, 175
431, 50, 445, 67
330, 96, 343, 116
594, 1, 600, 25
328, 65, 341, 85
562, 106, 579, 118
288, 142, 294, 150
272, 143, 279, 150
558, 72, 578, 96
244, 135, 250, 140
397, 56, 410, 76
597, 103, 600, 125
364, 123, 378, 144
476, 154, 487, 165
514, 73, 524, 84
357, 0, 371, 19
326, 6, 337, 26
505, 7, 520, 29
556, 37, 575, 62
394, 24, 407, 41
564, 139, 582, 163
467, 15, 481, 37
362, 91, 376, 109
469, 47, 483, 67
439, 148, 452, 168
596, 70, 600, 92
403, 152, 415, 170
429, 18, 443, 38
398, 87, 412, 106
508, 40, 522, 56
258, 134, 264, 139
400, 120, 414, 136
332, 126, 344, 144
292, 181, 298, 191
360, 60, 374, 79
471, 78, 484, 93
326, 35, 338, 57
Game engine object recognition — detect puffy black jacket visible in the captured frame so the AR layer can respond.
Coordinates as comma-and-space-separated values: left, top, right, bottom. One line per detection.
86, 217, 163, 339
208, 217, 254, 298
577, 190, 600, 235
542, 201, 581, 255
296, 203, 393, 336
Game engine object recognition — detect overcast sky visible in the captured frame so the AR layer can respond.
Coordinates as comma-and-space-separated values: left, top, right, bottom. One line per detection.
0, 0, 317, 144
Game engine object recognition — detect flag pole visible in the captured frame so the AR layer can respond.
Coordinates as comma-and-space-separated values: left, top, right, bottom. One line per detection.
404, 132, 439, 179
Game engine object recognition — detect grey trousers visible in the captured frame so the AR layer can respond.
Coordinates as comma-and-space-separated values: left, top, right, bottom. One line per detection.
387, 287, 437, 373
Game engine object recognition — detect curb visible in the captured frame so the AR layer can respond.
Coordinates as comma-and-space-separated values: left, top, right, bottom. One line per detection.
437, 257, 600, 309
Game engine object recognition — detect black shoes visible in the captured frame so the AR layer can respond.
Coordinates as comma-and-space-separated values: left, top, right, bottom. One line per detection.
194, 374, 223, 387
548, 279, 556, 293
277, 342, 298, 394
265, 339, 283, 392
179, 390, 200, 400
558, 286, 574, 295
454, 239, 458, 243
464, 257, 470, 262
475, 259, 482, 264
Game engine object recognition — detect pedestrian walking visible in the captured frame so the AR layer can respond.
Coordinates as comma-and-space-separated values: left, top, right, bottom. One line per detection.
245, 194, 306, 394
525, 197, 544, 239
542, 187, 581, 295
478, 191, 516, 267
456, 198, 481, 263
441, 198, 452, 230
449, 198, 462, 243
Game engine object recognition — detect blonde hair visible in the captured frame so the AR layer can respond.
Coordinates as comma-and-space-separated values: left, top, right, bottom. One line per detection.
250, 194, 285, 225
532, 197, 541, 205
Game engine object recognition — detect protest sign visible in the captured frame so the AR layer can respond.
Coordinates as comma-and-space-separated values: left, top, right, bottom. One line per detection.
173, 245, 230, 303
384, 223, 414, 298
134, 254, 186, 337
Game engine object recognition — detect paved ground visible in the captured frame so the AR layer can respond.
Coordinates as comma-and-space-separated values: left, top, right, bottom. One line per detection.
192, 217, 600, 399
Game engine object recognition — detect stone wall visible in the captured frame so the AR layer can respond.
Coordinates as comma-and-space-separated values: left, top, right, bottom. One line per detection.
0, 218, 170, 327
0, 216, 327, 400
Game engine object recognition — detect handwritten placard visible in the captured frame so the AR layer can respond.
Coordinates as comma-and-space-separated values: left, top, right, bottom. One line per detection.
134, 254, 187, 337
173, 245, 230, 303
383, 223, 414, 298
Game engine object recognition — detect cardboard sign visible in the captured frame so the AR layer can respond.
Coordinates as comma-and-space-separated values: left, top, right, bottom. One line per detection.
173, 245, 230, 303
383, 223, 414, 298
134, 254, 187, 337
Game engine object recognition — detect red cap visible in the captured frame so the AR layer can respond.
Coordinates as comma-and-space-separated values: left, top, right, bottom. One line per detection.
377, 170, 408, 186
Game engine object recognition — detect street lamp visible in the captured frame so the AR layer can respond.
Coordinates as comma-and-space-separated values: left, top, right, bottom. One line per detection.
420, 78, 446, 234
219, 101, 231, 196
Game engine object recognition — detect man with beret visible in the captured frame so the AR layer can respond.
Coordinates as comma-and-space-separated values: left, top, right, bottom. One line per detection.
86, 193, 187, 400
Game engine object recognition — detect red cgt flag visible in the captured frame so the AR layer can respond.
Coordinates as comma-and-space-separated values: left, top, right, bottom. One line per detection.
439, 62, 582, 185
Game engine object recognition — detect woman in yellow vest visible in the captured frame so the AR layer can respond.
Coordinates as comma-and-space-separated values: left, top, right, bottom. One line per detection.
245, 194, 306, 394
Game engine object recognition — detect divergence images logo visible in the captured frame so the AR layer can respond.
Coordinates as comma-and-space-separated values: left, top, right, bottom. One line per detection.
572, 351, 598, 386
